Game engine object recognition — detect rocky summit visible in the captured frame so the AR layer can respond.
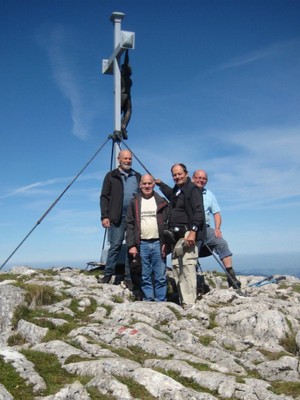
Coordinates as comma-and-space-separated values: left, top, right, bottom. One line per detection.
0, 266, 300, 400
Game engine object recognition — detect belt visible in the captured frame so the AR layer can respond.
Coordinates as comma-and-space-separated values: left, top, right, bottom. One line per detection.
141, 238, 159, 242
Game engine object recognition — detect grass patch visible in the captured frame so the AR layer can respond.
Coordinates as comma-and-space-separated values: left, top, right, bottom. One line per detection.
7, 332, 27, 346
86, 387, 116, 399
111, 294, 124, 303
290, 283, 300, 293
259, 348, 289, 361
101, 304, 113, 317
156, 368, 217, 395
21, 349, 78, 396
23, 284, 61, 306
279, 333, 298, 355
271, 381, 300, 397
186, 360, 211, 371
43, 321, 78, 341
198, 335, 214, 346
279, 317, 298, 355
166, 305, 183, 320
208, 311, 218, 329
0, 356, 34, 399
69, 297, 98, 320
0, 273, 19, 281
117, 376, 156, 399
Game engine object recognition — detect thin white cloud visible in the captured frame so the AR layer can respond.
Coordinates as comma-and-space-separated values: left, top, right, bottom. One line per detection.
1, 171, 104, 200
213, 39, 300, 72
35, 25, 98, 140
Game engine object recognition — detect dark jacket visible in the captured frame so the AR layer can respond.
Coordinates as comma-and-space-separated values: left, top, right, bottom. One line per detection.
126, 192, 169, 249
158, 177, 206, 242
100, 168, 141, 225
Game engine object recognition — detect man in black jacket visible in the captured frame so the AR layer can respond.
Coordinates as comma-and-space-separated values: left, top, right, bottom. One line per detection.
100, 150, 141, 285
156, 163, 206, 307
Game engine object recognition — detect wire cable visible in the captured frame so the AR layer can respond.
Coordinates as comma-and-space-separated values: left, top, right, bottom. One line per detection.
0, 136, 110, 271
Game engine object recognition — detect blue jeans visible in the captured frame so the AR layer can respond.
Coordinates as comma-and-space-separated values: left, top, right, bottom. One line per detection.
104, 216, 130, 279
140, 240, 166, 301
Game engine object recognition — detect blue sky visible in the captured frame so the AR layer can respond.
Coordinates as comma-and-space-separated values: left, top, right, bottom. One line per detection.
1, 0, 300, 270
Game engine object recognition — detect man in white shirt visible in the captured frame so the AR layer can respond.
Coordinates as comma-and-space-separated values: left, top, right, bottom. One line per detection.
126, 174, 169, 301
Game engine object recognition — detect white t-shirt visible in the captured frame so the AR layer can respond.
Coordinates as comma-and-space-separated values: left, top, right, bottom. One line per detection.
140, 196, 159, 240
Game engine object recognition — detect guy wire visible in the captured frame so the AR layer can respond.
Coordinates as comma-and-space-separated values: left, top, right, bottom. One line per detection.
0, 136, 110, 271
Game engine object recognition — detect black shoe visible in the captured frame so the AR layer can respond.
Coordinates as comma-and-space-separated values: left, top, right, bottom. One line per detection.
97, 275, 112, 284
226, 268, 241, 288
123, 279, 133, 291
228, 278, 241, 289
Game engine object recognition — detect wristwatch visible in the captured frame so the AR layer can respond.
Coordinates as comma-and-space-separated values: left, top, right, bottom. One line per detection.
191, 225, 198, 232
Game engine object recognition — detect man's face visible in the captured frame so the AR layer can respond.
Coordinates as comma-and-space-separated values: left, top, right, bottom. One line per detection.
172, 165, 188, 187
118, 151, 132, 171
192, 171, 208, 189
140, 176, 155, 198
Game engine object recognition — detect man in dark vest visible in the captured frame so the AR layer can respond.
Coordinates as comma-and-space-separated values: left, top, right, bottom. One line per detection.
100, 150, 141, 287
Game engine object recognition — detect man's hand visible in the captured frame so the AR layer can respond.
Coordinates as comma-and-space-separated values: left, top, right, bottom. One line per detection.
129, 246, 138, 257
102, 218, 110, 228
185, 230, 196, 247
214, 228, 222, 238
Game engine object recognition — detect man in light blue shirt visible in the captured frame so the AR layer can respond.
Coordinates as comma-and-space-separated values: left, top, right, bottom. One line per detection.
192, 170, 241, 288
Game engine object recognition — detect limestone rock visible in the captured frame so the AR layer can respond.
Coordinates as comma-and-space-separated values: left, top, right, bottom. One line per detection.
0, 266, 299, 400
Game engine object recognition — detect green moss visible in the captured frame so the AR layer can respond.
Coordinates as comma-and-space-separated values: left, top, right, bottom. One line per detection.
166, 305, 183, 320
271, 381, 300, 397
155, 368, 217, 395
111, 294, 124, 303
186, 360, 211, 371
259, 348, 289, 360
21, 349, 78, 396
291, 283, 300, 293
208, 311, 218, 329
7, 332, 27, 346
23, 284, 61, 306
117, 376, 156, 399
0, 356, 34, 399
198, 335, 214, 346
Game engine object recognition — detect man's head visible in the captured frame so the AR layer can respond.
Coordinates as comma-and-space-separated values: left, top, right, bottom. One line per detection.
118, 150, 132, 172
140, 174, 155, 198
192, 170, 208, 189
171, 163, 189, 188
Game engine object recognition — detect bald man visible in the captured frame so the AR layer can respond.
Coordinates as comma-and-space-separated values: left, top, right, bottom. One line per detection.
100, 150, 141, 286
192, 169, 241, 288
126, 174, 169, 301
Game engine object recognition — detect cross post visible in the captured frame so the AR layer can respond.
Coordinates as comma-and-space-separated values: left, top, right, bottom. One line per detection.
102, 12, 135, 165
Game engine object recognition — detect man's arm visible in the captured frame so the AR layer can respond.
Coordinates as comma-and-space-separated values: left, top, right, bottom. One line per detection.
185, 186, 205, 246
155, 179, 173, 200
213, 212, 222, 238
100, 173, 111, 223
125, 199, 138, 254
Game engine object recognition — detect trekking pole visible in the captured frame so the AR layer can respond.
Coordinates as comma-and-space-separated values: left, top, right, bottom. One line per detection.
248, 275, 273, 287
203, 241, 247, 296
0, 136, 110, 271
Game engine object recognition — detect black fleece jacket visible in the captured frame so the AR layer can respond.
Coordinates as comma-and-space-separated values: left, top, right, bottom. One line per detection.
158, 177, 206, 242
100, 168, 141, 225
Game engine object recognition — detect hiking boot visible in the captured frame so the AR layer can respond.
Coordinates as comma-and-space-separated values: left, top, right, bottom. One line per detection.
226, 268, 241, 289
97, 274, 112, 284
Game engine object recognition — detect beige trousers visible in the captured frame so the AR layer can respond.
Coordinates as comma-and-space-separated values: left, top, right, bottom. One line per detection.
172, 232, 198, 306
